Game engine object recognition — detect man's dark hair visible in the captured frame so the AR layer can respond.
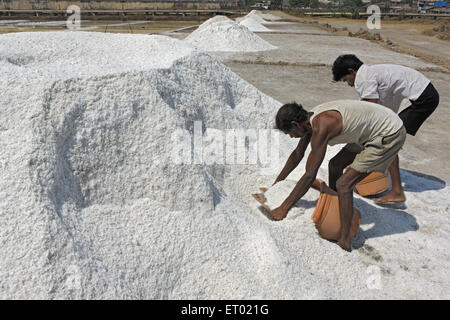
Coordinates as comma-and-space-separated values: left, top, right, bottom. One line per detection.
332, 54, 364, 81
276, 102, 308, 132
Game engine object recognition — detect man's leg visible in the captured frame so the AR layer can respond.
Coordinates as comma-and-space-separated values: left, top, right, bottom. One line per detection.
328, 147, 358, 191
374, 83, 439, 204
335, 168, 369, 252
374, 155, 406, 203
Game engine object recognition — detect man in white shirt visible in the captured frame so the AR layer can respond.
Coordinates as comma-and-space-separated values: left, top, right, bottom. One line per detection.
332, 54, 440, 204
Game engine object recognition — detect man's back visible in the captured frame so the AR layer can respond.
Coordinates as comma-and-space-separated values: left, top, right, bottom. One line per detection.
354, 64, 430, 112
310, 100, 404, 147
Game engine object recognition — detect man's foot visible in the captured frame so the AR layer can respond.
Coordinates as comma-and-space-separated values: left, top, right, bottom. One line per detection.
337, 240, 352, 252
373, 190, 406, 204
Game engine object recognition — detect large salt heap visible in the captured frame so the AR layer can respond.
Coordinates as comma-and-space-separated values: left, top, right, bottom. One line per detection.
0, 31, 278, 298
185, 19, 277, 52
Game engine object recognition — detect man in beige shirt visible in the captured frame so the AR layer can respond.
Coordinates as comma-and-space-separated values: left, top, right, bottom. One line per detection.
271, 100, 406, 252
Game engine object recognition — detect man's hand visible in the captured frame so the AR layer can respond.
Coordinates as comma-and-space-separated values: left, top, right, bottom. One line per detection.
269, 206, 288, 221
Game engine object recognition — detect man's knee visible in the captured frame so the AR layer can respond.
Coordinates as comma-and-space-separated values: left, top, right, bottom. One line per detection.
336, 176, 353, 193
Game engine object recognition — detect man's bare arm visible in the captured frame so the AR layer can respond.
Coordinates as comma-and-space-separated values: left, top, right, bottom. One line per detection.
278, 128, 328, 213
273, 132, 311, 185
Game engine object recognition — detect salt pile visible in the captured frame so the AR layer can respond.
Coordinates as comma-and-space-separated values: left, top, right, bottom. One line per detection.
185, 20, 277, 52
239, 16, 272, 33
197, 15, 233, 31
1, 31, 450, 300
245, 10, 270, 25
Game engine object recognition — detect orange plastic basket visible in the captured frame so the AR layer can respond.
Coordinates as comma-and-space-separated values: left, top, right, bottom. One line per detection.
355, 171, 389, 196
311, 183, 361, 241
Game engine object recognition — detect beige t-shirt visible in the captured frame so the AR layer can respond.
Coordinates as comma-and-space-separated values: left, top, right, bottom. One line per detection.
310, 100, 404, 147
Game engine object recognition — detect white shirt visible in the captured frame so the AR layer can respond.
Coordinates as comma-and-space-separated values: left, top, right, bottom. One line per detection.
354, 64, 430, 113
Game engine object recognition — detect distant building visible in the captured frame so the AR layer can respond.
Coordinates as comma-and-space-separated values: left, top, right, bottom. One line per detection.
417, 0, 447, 12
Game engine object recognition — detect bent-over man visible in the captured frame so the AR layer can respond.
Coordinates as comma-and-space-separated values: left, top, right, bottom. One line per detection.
271, 100, 406, 252
332, 54, 439, 203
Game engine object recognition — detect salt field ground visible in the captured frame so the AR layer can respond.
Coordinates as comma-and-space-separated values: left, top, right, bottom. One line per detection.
0, 10, 449, 299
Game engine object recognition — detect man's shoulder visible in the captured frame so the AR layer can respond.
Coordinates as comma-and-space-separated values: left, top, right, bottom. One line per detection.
355, 64, 375, 83
363, 63, 419, 75
357, 63, 404, 76
311, 109, 341, 128
310, 110, 342, 143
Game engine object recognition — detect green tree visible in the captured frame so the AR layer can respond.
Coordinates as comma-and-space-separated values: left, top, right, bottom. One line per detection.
344, 0, 364, 8
289, 0, 309, 7
309, 0, 320, 8
271, 0, 283, 8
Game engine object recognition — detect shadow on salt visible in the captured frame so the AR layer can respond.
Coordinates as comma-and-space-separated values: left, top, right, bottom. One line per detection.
400, 169, 446, 193
353, 168, 446, 248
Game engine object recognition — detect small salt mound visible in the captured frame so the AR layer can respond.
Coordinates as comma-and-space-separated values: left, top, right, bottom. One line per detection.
239, 16, 272, 32
197, 15, 233, 30
264, 180, 297, 209
247, 10, 263, 16
185, 21, 277, 52
245, 10, 269, 24
259, 12, 282, 21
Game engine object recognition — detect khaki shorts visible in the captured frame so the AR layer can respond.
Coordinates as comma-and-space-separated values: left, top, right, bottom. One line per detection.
345, 126, 407, 173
